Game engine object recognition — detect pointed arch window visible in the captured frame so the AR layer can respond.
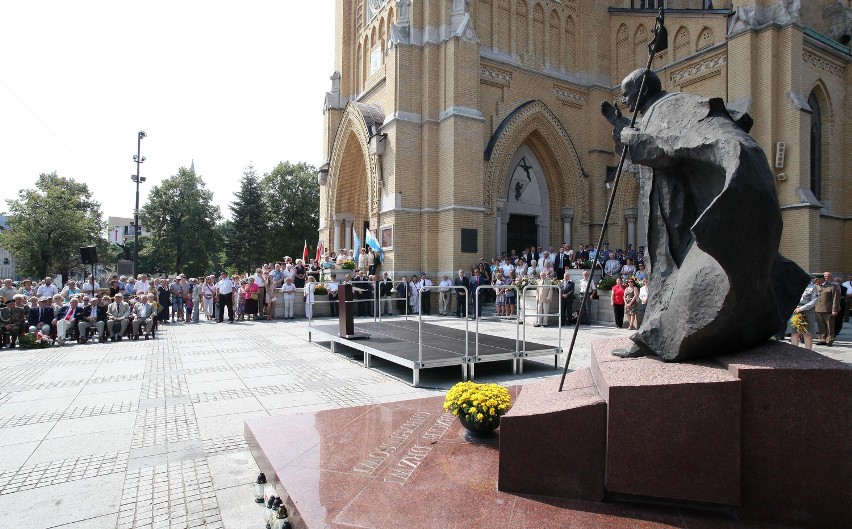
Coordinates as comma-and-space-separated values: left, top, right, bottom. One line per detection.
808, 91, 822, 201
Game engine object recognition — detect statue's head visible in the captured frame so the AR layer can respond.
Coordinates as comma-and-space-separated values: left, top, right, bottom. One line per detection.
621, 68, 662, 113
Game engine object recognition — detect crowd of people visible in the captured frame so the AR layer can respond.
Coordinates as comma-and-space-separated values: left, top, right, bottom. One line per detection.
1, 243, 848, 349
786, 272, 848, 350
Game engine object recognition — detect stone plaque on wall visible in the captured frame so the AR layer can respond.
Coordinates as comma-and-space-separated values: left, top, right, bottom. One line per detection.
461, 229, 478, 253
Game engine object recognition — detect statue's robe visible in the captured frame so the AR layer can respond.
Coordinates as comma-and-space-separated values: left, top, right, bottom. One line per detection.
627, 92, 808, 361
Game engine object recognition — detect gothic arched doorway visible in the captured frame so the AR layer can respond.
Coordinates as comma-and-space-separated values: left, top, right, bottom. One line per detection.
499, 145, 550, 255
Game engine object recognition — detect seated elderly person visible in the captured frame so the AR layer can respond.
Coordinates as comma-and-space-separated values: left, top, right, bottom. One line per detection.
51, 294, 65, 315
53, 297, 82, 345
78, 295, 107, 343
107, 293, 132, 341
122, 278, 134, 296
61, 280, 82, 300
1, 294, 28, 347
0, 279, 18, 306
27, 296, 54, 335
131, 293, 156, 340
80, 276, 100, 297
17, 279, 36, 298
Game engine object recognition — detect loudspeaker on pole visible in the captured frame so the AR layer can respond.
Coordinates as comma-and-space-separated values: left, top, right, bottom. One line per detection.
80, 246, 98, 265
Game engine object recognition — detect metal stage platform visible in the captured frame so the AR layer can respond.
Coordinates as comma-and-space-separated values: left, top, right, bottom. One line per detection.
308, 320, 560, 386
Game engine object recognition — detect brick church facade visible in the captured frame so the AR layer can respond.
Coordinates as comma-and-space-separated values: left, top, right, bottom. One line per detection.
318, 0, 850, 277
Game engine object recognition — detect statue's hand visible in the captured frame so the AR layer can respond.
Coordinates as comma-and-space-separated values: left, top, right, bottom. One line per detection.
600, 101, 622, 125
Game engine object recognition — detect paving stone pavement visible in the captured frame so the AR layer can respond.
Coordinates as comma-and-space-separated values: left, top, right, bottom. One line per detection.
0, 314, 848, 528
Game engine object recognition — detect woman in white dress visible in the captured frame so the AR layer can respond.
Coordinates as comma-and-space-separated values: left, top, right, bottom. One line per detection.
202, 276, 216, 320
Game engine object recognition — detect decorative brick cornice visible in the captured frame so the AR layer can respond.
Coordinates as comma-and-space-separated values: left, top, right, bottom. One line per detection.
480, 65, 512, 87
553, 84, 588, 109
669, 53, 726, 86
802, 50, 843, 78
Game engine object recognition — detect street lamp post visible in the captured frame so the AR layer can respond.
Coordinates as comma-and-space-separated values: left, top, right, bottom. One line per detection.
132, 130, 147, 277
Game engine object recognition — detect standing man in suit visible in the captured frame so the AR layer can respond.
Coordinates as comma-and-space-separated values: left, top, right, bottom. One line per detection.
107, 293, 132, 341
395, 275, 408, 315
379, 272, 393, 316
453, 269, 470, 318
560, 274, 576, 324
814, 273, 839, 346
53, 297, 82, 344
78, 296, 106, 343
28, 297, 54, 335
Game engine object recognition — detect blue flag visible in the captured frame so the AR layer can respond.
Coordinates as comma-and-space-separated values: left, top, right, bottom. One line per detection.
353, 228, 361, 265
365, 229, 383, 262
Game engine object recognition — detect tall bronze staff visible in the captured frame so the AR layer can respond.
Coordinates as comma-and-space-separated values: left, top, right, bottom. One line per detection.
559, 7, 668, 391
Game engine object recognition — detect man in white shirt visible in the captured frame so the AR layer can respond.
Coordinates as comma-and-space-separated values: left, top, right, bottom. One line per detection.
438, 274, 453, 316
135, 274, 150, 296
418, 273, 433, 315
326, 273, 340, 317
37, 277, 58, 299
80, 276, 100, 296
215, 273, 235, 323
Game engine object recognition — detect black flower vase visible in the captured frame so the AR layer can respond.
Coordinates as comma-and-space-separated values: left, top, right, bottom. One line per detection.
458, 414, 498, 440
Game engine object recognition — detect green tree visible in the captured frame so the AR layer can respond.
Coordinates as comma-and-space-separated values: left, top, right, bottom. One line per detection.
261, 161, 318, 262
0, 172, 106, 279
139, 167, 222, 277
225, 164, 269, 273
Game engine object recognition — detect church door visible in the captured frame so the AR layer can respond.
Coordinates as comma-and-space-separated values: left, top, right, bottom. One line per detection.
498, 145, 550, 255
507, 215, 537, 255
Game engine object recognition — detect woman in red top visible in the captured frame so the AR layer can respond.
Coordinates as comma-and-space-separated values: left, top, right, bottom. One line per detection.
611, 277, 626, 329
243, 277, 260, 321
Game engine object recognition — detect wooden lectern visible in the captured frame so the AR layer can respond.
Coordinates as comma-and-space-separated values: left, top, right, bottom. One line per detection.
338, 283, 369, 339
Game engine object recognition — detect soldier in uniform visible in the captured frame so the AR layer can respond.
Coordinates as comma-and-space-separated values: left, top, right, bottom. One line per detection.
815, 273, 839, 346
1, 295, 27, 348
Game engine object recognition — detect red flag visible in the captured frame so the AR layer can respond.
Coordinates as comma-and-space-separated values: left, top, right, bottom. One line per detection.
302, 240, 309, 262
315, 240, 323, 262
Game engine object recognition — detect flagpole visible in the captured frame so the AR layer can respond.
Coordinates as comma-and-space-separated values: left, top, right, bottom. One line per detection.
558, 7, 667, 392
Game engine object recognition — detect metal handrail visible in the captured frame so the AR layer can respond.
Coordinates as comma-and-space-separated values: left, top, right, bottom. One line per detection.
473, 284, 521, 363
417, 285, 468, 369
521, 283, 563, 360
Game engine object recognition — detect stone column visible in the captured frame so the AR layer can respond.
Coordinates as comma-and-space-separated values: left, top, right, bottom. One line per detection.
344, 219, 353, 250
496, 199, 507, 255
333, 217, 342, 253
624, 207, 638, 248
561, 207, 574, 246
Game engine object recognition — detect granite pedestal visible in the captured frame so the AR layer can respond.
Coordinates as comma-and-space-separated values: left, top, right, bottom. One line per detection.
498, 337, 852, 528
246, 391, 796, 529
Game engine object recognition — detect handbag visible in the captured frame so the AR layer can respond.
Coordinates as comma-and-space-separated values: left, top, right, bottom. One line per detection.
251, 292, 259, 301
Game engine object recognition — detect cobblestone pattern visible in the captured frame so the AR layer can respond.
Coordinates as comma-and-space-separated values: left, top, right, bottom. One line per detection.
0, 451, 129, 495
316, 386, 376, 408
3, 373, 143, 393
0, 367, 50, 389
0, 401, 138, 428
116, 458, 223, 529
201, 435, 249, 456
142, 377, 189, 399
130, 405, 201, 449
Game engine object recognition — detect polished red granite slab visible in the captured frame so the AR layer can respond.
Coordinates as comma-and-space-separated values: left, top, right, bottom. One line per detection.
716, 341, 852, 529
592, 338, 742, 506
246, 392, 791, 529
499, 369, 607, 500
